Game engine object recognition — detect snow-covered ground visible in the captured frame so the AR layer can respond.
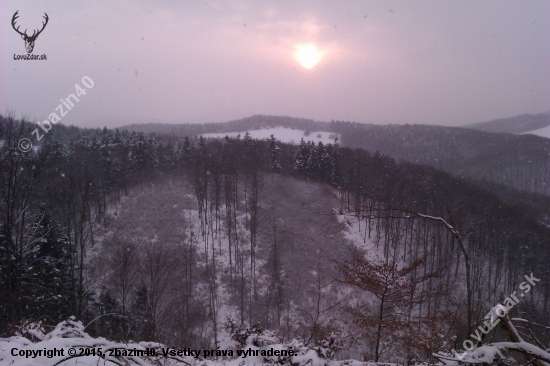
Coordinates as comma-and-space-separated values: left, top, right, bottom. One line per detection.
334, 208, 387, 260
522, 125, 550, 138
5, 318, 549, 366
202, 127, 340, 145
0, 317, 400, 366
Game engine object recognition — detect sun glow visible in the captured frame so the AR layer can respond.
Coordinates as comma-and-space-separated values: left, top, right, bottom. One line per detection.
294, 43, 323, 69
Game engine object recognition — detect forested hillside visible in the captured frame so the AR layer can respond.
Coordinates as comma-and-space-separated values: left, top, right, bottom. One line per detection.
123, 115, 550, 195
467, 113, 550, 134
334, 122, 550, 195
2, 114, 549, 365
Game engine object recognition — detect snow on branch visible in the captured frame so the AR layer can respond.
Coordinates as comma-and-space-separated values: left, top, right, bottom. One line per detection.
435, 341, 550, 366
0, 317, 193, 366
1, 318, 423, 366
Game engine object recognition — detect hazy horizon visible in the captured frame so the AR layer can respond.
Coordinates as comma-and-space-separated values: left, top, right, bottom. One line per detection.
1, 1, 549, 129
52, 110, 550, 130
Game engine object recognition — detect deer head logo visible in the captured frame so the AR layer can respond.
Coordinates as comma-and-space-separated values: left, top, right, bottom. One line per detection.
12, 11, 49, 54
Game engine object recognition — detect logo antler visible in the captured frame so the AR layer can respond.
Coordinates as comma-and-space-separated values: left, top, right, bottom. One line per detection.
12, 10, 49, 54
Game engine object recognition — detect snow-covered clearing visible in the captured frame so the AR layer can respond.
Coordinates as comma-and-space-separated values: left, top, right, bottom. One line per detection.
522, 124, 550, 138
202, 127, 339, 145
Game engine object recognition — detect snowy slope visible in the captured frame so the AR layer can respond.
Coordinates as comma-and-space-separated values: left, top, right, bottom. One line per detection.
202, 127, 339, 145
522, 124, 550, 138
335, 210, 384, 257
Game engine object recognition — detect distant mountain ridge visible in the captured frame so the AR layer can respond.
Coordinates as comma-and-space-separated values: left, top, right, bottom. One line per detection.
121, 112, 550, 137
466, 112, 550, 134
120, 114, 550, 195
121, 115, 327, 137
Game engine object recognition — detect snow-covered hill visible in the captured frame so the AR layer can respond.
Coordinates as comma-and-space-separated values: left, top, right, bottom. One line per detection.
202, 127, 339, 145
522, 124, 550, 138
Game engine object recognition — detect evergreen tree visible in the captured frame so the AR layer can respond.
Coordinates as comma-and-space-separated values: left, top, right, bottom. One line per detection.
268, 135, 281, 173
158, 141, 175, 169
243, 131, 252, 145
24, 210, 74, 324
295, 138, 309, 172
132, 285, 154, 341
179, 136, 192, 166
112, 128, 123, 144
330, 138, 340, 185
129, 132, 150, 174
93, 287, 125, 341
317, 142, 331, 179
306, 141, 318, 177
147, 136, 160, 168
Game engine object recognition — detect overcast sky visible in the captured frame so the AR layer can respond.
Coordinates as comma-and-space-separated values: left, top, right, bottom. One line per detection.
1, 0, 549, 128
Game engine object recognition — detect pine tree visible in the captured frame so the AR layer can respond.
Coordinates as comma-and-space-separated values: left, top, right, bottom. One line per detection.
268, 135, 281, 173
295, 138, 309, 172
306, 141, 318, 177
24, 210, 74, 325
158, 141, 175, 169
317, 142, 331, 179
93, 287, 125, 341
132, 285, 154, 341
182, 136, 192, 164
243, 131, 253, 146
330, 138, 340, 186
112, 128, 123, 144
129, 132, 156, 174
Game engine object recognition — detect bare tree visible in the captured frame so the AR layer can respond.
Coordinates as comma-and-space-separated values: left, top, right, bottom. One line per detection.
108, 239, 137, 340
341, 254, 440, 361
138, 241, 177, 341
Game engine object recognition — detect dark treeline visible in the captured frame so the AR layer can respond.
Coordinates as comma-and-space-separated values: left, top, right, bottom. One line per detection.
1, 114, 549, 360
124, 115, 550, 196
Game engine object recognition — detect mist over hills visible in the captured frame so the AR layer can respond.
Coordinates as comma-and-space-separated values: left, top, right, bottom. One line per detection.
467, 112, 550, 134
120, 111, 550, 137
2, 0, 549, 362
121, 114, 550, 195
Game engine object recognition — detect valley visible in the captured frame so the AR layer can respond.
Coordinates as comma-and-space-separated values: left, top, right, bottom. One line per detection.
1, 113, 549, 365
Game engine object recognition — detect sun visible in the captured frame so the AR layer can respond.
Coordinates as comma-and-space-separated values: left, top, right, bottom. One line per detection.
294, 43, 323, 69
